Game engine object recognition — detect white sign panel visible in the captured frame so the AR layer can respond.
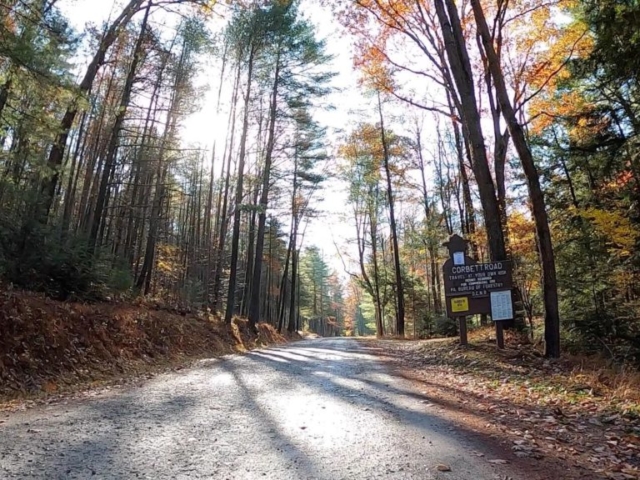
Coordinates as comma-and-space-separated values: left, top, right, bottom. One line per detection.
490, 290, 513, 321
453, 251, 465, 266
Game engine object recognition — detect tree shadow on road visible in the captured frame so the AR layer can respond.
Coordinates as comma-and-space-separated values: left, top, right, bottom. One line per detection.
1, 389, 203, 479
239, 340, 604, 480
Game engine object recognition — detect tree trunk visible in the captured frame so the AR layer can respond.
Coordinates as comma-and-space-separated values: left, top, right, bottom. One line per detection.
241, 182, 260, 317
287, 242, 298, 334
89, 1, 151, 251
277, 234, 292, 333
0, 74, 13, 125
224, 44, 257, 324
377, 93, 405, 336
40, 0, 145, 219
61, 111, 89, 232
248, 51, 281, 329
212, 63, 241, 314
135, 32, 186, 294
124, 57, 165, 267
447, 92, 477, 248
434, 0, 507, 262
470, 0, 560, 357
368, 206, 384, 337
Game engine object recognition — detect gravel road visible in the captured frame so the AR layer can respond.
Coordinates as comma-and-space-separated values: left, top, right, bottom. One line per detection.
0, 338, 521, 480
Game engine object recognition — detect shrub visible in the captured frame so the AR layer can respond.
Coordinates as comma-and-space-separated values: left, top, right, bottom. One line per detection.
0, 217, 131, 301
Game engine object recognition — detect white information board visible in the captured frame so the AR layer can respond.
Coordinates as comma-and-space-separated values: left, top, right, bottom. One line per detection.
490, 290, 513, 321
453, 251, 465, 266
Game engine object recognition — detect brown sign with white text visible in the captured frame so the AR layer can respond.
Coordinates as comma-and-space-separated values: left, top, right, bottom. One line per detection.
442, 235, 513, 319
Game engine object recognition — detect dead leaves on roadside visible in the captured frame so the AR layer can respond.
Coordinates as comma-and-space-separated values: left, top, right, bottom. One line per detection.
0, 289, 292, 406
367, 338, 640, 480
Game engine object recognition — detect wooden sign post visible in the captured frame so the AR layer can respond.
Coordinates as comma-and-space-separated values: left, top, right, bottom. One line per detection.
442, 234, 514, 348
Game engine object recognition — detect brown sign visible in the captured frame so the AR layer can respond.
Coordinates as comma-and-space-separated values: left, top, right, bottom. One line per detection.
442, 235, 513, 319
444, 261, 512, 298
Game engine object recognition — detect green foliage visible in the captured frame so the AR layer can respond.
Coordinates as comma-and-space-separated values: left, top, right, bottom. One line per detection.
299, 247, 330, 316
433, 315, 458, 338
107, 263, 135, 294
297, 247, 345, 333
578, 0, 640, 82
0, 1, 76, 79
356, 295, 379, 333
0, 217, 131, 301
0, 228, 85, 300
527, 0, 640, 362
179, 278, 207, 309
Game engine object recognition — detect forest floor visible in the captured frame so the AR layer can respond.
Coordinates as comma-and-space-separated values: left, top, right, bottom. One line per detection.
366, 331, 640, 480
0, 288, 295, 409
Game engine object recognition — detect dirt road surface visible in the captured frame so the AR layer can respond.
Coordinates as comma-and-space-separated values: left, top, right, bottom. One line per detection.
0, 338, 524, 479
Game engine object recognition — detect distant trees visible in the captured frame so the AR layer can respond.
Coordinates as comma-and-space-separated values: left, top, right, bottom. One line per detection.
339, 117, 417, 337
299, 246, 346, 336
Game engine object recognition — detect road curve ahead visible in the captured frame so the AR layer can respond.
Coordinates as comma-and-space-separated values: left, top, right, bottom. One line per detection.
1, 338, 518, 480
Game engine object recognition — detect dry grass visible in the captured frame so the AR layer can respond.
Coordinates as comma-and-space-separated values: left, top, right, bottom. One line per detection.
454, 325, 640, 407
369, 325, 640, 410
566, 355, 640, 406
363, 332, 640, 479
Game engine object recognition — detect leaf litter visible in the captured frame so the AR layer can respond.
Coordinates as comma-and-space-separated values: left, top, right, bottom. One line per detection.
0, 289, 295, 409
361, 333, 640, 480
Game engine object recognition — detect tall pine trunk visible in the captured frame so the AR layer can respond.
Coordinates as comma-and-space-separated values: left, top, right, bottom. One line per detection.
89, 2, 151, 251
248, 51, 281, 329
224, 44, 257, 324
135, 32, 186, 294
212, 64, 241, 314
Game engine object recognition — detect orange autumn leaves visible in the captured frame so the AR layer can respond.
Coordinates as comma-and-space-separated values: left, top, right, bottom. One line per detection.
355, 42, 395, 92
336, 0, 593, 131
339, 122, 406, 171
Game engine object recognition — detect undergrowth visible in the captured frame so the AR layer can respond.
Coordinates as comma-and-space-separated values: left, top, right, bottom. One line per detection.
418, 326, 640, 414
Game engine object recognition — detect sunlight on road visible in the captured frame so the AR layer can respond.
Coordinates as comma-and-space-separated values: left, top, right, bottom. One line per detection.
0, 339, 520, 480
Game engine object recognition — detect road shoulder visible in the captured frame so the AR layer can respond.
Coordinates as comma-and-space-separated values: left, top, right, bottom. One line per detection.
357, 337, 639, 480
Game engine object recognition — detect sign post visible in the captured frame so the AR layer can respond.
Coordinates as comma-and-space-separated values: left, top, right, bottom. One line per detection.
442, 234, 514, 348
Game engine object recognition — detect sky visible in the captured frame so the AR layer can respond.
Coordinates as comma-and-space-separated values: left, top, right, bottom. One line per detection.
57, 0, 374, 277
